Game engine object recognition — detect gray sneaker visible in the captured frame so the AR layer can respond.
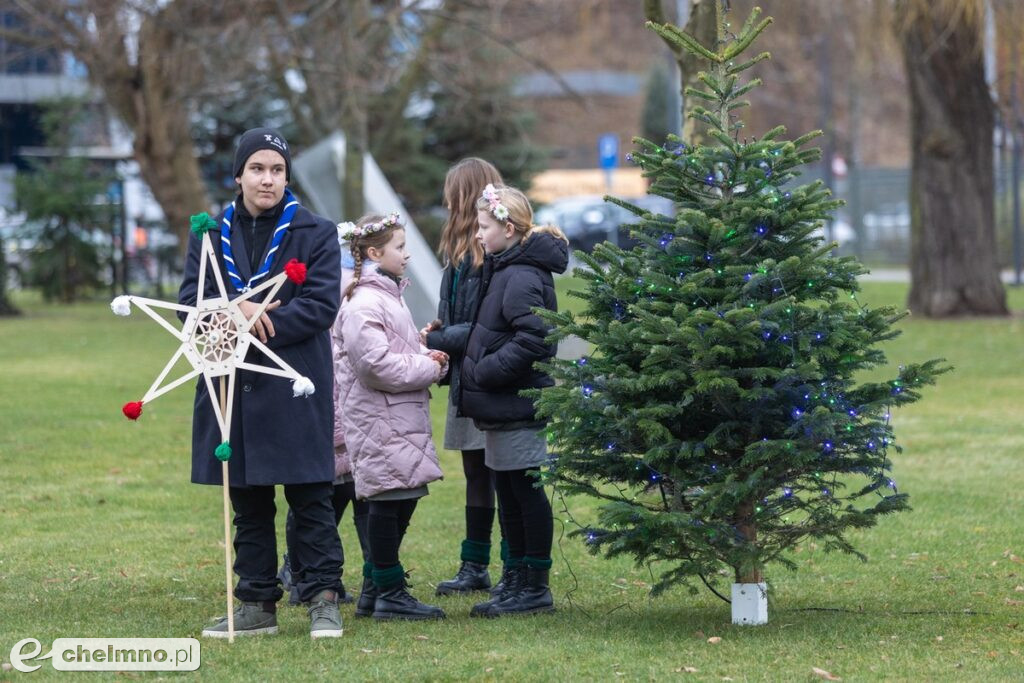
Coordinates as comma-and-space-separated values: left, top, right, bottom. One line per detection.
201, 602, 278, 638
308, 590, 343, 639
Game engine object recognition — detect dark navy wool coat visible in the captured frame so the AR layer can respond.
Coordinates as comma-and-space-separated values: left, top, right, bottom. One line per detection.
459, 231, 568, 429
178, 202, 341, 487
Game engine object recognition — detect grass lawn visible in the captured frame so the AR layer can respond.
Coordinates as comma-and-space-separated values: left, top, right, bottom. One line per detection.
1, 280, 1023, 681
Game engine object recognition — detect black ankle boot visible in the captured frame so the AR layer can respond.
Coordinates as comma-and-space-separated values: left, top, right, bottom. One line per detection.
470, 565, 525, 617
355, 576, 377, 617
484, 567, 554, 617
488, 564, 512, 596
436, 561, 491, 595
373, 585, 446, 620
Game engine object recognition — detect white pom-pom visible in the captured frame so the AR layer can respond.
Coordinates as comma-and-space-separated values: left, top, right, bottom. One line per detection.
110, 295, 132, 316
292, 376, 315, 397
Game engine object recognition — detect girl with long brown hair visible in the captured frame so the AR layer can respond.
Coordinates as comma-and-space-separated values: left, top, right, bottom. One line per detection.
424, 158, 510, 596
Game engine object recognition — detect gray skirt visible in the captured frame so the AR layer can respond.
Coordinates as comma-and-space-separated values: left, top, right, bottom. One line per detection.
366, 485, 429, 502
484, 427, 549, 472
443, 401, 487, 451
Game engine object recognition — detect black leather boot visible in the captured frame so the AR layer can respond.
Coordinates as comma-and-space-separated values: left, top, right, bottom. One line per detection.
436, 561, 491, 595
484, 566, 554, 617
355, 576, 377, 618
470, 565, 525, 617
487, 565, 512, 593
373, 585, 446, 620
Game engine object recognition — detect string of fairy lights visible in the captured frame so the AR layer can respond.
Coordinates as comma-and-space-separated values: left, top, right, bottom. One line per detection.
543, 169, 910, 544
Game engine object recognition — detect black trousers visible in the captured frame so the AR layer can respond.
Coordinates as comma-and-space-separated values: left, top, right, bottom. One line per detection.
229, 482, 342, 603
494, 469, 552, 560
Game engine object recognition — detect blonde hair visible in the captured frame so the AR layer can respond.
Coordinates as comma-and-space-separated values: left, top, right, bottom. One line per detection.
440, 158, 503, 269
475, 185, 569, 246
344, 214, 404, 300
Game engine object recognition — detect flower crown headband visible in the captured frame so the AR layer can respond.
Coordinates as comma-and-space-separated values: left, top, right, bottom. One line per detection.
481, 183, 510, 221
337, 212, 402, 242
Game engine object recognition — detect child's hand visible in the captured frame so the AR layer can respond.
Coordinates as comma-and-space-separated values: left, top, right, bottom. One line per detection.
428, 350, 449, 381
420, 319, 442, 345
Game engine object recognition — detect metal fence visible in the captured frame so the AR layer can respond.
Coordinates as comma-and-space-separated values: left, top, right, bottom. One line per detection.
804, 162, 1021, 270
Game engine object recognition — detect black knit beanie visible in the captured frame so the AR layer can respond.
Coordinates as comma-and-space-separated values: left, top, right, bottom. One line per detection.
233, 127, 291, 181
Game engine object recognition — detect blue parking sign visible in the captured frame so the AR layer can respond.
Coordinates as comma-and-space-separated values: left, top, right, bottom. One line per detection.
598, 134, 618, 170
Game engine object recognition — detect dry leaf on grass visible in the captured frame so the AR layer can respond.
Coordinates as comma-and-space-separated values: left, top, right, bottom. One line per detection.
672, 666, 698, 673
360, 648, 373, 654
414, 635, 429, 641
707, 636, 722, 644
812, 666, 841, 680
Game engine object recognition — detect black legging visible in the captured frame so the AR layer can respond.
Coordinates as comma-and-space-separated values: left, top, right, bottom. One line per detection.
494, 468, 552, 561
286, 480, 369, 575
462, 448, 498, 544
367, 498, 419, 569
462, 449, 494, 508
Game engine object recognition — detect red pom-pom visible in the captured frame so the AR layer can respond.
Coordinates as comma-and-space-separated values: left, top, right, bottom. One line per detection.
284, 258, 307, 284
122, 401, 143, 420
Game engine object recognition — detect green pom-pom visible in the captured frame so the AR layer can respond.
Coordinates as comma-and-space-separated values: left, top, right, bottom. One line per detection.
190, 212, 218, 236
214, 441, 232, 462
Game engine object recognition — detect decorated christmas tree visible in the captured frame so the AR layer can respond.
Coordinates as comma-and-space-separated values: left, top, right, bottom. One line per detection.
534, 3, 947, 624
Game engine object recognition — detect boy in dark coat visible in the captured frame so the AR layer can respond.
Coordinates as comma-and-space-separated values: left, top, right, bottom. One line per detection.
178, 127, 344, 639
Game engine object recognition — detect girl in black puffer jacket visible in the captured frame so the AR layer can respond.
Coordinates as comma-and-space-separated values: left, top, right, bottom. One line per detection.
460, 184, 569, 618
425, 159, 507, 596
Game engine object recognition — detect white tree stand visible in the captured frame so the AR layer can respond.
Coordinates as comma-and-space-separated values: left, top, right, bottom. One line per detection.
731, 583, 768, 625
112, 223, 314, 642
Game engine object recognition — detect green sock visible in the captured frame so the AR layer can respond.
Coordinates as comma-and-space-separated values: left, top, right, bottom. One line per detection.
523, 556, 553, 570
505, 556, 525, 569
371, 564, 406, 591
500, 538, 510, 564
362, 561, 374, 580
461, 539, 491, 565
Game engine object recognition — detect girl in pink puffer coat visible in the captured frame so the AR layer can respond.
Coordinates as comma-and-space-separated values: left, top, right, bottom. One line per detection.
336, 213, 450, 621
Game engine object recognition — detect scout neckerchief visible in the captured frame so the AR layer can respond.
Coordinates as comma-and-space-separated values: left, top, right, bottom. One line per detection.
220, 189, 299, 292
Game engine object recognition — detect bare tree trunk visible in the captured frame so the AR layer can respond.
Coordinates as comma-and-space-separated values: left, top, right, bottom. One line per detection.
338, 0, 369, 219
0, 232, 20, 316
899, 3, 1008, 316
126, 11, 210, 256
342, 109, 367, 219
644, 0, 718, 145
734, 499, 763, 583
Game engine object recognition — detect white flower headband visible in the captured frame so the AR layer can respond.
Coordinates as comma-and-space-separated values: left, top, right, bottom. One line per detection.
481, 183, 510, 221
338, 212, 402, 241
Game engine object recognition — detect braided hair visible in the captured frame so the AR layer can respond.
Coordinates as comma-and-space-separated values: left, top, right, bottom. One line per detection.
343, 214, 404, 300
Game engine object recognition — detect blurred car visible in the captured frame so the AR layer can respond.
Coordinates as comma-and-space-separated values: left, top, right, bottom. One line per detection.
535, 194, 675, 253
